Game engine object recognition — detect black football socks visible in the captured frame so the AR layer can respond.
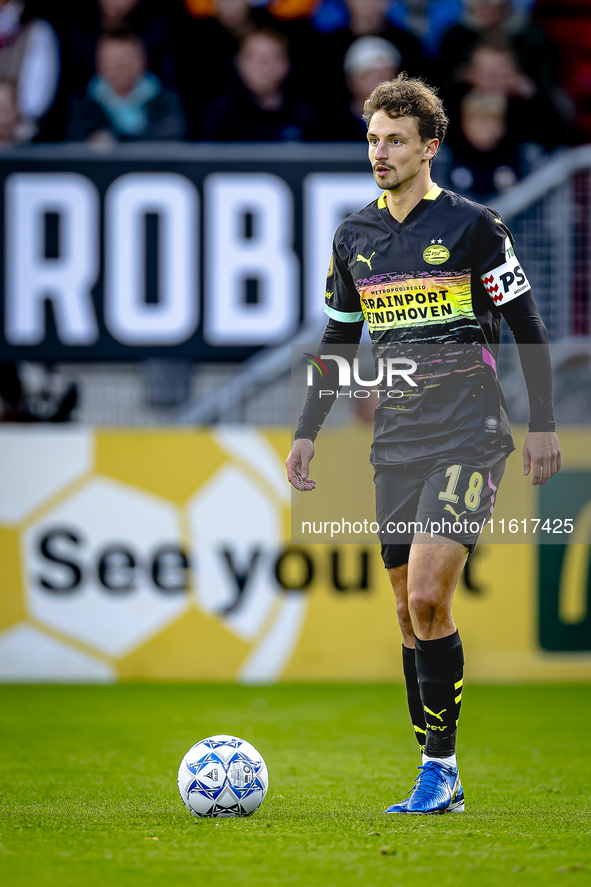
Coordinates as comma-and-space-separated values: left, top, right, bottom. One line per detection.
414, 631, 464, 759
402, 645, 427, 751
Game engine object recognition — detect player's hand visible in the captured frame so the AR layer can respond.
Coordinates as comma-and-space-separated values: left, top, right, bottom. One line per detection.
523, 431, 562, 486
286, 439, 316, 491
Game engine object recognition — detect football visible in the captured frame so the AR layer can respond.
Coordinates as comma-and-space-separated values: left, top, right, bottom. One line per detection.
177, 734, 269, 818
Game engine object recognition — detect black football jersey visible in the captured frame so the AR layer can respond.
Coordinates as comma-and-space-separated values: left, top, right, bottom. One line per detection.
324, 184, 530, 462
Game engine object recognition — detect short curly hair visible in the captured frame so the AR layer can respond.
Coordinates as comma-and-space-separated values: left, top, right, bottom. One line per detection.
363, 73, 448, 145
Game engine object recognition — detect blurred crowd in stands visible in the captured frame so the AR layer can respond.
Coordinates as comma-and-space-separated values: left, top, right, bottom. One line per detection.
0, 0, 589, 199
0, 0, 589, 422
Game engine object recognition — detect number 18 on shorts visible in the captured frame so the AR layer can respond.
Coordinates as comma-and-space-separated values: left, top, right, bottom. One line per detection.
374, 450, 507, 548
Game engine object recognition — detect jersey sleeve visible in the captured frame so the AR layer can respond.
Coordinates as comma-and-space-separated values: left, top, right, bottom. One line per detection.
324, 239, 365, 323
294, 317, 364, 441
473, 208, 531, 308
473, 210, 556, 431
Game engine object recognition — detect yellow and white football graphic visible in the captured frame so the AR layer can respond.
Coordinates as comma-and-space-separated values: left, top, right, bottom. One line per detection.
1, 426, 590, 683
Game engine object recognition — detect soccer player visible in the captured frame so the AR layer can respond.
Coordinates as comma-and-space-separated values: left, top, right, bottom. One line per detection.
286, 74, 561, 814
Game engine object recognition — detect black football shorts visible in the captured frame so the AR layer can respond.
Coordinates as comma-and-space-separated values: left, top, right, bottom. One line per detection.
375, 449, 508, 569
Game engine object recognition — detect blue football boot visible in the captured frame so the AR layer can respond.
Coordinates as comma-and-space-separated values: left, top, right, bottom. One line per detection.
384, 792, 413, 814
447, 780, 465, 813
406, 761, 462, 814
385, 763, 465, 814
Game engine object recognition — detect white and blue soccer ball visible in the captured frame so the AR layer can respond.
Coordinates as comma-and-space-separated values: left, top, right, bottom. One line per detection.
177, 734, 269, 818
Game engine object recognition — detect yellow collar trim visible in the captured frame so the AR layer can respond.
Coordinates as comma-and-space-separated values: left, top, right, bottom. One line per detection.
423, 182, 442, 200
378, 182, 441, 210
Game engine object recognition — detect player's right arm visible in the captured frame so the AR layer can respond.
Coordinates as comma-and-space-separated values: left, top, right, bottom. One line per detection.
286, 316, 363, 490
285, 438, 315, 491
286, 237, 364, 490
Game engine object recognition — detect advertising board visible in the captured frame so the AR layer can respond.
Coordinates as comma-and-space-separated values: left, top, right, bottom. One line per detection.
0, 144, 379, 361
1, 427, 590, 683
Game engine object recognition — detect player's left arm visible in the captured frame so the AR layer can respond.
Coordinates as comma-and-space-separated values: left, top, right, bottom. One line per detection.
476, 209, 561, 486
500, 292, 561, 486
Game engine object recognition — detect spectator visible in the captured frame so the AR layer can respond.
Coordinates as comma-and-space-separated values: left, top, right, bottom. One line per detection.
444, 90, 544, 198
96, 0, 177, 88
438, 0, 564, 116
534, 0, 591, 143
345, 36, 401, 116
336, 3, 421, 70
324, 36, 401, 141
308, 0, 425, 121
345, 0, 418, 47
177, 0, 277, 138
0, 0, 60, 140
67, 32, 185, 142
62, 1, 177, 98
203, 28, 314, 141
445, 39, 567, 150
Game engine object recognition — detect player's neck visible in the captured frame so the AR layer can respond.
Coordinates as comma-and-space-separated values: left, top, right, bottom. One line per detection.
385, 174, 434, 223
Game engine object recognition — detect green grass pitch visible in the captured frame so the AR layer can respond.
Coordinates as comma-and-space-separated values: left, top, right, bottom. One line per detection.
1, 684, 590, 887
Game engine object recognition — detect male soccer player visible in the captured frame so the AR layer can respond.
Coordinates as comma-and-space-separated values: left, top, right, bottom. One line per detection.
286, 74, 561, 814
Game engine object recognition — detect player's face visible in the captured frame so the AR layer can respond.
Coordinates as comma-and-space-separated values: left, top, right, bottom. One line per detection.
367, 111, 437, 191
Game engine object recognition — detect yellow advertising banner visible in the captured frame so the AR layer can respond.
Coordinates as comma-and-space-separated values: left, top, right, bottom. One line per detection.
0, 426, 589, 683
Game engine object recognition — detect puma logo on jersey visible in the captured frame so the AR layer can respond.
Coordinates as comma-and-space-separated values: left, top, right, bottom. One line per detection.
356, 251, 375, 270
444, 504, 467, 520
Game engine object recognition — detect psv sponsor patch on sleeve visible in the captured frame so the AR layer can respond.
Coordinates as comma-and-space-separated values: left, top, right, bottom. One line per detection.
480, 258, 530, 306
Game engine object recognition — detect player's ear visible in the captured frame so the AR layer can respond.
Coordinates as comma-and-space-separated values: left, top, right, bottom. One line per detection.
424, 138, 439, 161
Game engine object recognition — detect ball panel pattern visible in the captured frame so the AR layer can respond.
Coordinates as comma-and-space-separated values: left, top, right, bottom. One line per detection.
178, 735, 268, 818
